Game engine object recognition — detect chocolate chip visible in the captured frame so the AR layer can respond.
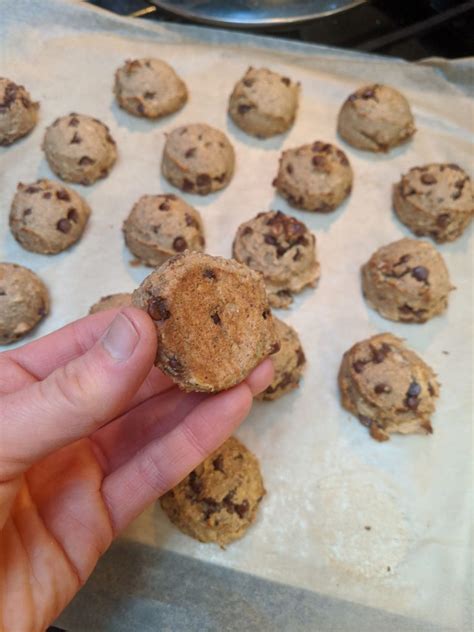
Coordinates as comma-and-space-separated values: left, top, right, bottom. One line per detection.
179, 127, 188, 136
242, 226, 253, 236
412, 266, 429, 282
358, 415, 373, 427
436, 213, 450, 227
234, 500, 249, 518
56, 189, 71, 202
286, 163, 294, 175
136, 102, 145, 115
173, 236, 187, 252
214, 173, 227, 183
67, 208, 78, 223
68, 116, 80, 127
0, 289, 6, 296
296, 347, 306, 367
360, 86, 376, 99
406, 396, 419, 410
42, 192, 52, 200
21, 96, 31, 109
196, 174, 211, 187
293, 249, 302, 262
270, 341, 281, 354
262, 309, 270, 320
312, 155, 326, 168
336, 149, 349, 166
78, 156, 95, 166
353, 360, 365, 373
25, 186, 40, 194
168, 356, 184, 374
397, 254, 411, 265
276, 245, 287, 258
23, 208, 32, 217
185, 147, 196, 159
37, 305, 47, 317
374, 383, 391, 394
212, 455, 225, 472
238, 103, 253, 114
182, 178, 194, 192
211, 312, 221, 325
143, 91, 156, 99
57, 218, 71, 233
264, 234, 278, 246
106, 133, 116, 145
158, 200, 170, 211
203, 268, 216, 280
312, 141, 331, 153
243, 78, 255, 88
188, 471, 202, 495
70, 132, 81, 144
147, 296, 170, 321
281, 77, 291, 86
277, 289, 292, 298
407, 381, 421, 398
185, 213, 198, 228
421, 173, 437, 185
428, 383, 435, 396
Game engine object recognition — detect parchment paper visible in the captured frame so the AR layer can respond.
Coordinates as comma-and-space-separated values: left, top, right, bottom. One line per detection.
1, 1, 472, 629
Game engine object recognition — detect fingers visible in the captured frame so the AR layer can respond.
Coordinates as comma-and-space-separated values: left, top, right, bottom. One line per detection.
101, 381, 255, 533
0, 309, 157, 480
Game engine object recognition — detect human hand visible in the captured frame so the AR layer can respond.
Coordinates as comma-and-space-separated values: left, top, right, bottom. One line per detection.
0, 308, 273, 631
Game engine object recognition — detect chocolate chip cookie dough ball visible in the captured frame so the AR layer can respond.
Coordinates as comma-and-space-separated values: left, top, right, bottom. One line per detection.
228, 66, 299, 138
393, 163, 474, 243
0, 78, 39, 146
273, 141, 353, 212
0, 263, 49, 345
162, 123, 235, 195
362, 238, 452, 323
258, 317, 306, 401
42, 113, 117, 185
114, 58, 188, 119
132, 252, 279, 392
232, 210, 320, 308
338, 333, 439, 442
337, 84, 415, 152
160, 436, 265, 546
9, 179, 91, 254
123, 194, 205, 267
89, 293, 132, 315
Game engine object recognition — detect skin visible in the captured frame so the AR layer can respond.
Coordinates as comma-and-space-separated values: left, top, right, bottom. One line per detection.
0, 308, 272, 631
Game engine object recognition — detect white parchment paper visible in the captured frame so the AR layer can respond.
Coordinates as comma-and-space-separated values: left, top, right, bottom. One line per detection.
1, 1, 472, 629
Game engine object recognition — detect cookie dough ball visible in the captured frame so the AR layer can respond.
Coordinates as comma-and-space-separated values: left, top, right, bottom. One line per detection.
233, 210, 320, 308
0, 78, 39, 146
114, 58, 187, 119
338, 333, 439, 442
258, 317, 306, 401
160, 437, 265, 546
362, 238, 451, 323
9, 179, 91, 254
162, 123, 235, 195
393, 163, 474, 243
132, 252, 279, 392
228, 67, 299, 139
273, 141, 353, 212
337, 84, 415, 152
89, 293, 132, 315
123, 194, 205, 267
42, 113, 117, 185
0, 263, 49, 345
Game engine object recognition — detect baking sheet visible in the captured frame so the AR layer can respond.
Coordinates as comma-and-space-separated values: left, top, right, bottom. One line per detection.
1, 1, 473, 630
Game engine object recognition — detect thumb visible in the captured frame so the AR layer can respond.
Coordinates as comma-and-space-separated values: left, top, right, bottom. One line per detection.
0, 308, 157, 480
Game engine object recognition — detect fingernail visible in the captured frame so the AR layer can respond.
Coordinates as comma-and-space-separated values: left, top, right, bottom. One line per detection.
102, 312, 139, 362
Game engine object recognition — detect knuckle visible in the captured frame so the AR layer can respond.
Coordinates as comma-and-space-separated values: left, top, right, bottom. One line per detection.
136, 450, 173, 497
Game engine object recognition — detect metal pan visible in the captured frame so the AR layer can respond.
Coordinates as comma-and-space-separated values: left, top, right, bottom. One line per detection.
147, 0, 367, 28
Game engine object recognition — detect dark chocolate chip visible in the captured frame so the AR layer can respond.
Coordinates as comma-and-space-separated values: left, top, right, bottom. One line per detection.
296, 347, 306, 367
436, 213, 450, 227
203, 268, 216, 280
196, 174, 211, 187
214, 173, 227, 183
182, 178, 194, 192
264, 234, 278, 246
312, 141, 331, 153
212, 455, 225, 472
374, 383, 391, 394
293, 249, 302, 262
67, 208, 78, 222
188, 471, 202, 495
286, 163, 294, 175
243, 78, 255, 88
0, 289, 6, 296
358, 415, 373, 427
360, 86, 376, 99
159, 201, 170, 211
70, 132, 81, 144
353, 360, 365, 374
234, 500, 249, 518
147, 296, 170, 321
23, 208, 32, 217
421, 173, 437, 185
168, 356, 184, 374
406, 396, 419, 410
68, 116, 80, 127
37, 305, 47, 317
173, 236, 187, 252
270, 341, 281, 354
262, 308, 270, 319
281, 77, 291, 86
242, 226, 253, 236
136, 102, 145, 115
25, 186, 40, 194
412, 266, 429, 282
237, 103, 253, 114
185, 147, 196, 159
143, 91, 156, 100
20, 95, 31, 109
56, 189, 71, 202
42, 192, 52, 200
407, 381, 421, 398
185, 213, 198, 228
78, 156, 95, 166
428, 383, 435, 396
57, 218, 71, 233
211, 312, 221, 325
312, 155, 326, 168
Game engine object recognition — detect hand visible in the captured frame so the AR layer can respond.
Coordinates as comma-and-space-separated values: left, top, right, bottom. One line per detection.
0, 308, 273, 631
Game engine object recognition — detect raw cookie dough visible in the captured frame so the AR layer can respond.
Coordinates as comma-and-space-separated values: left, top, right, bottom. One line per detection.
9, 179, 91, 254
273, 141, 353, 212
132, 252, 279, 392
258, 316, 306, 401
232, 210, 320, 308
89, 293, 132, 314
0, 263, 49, 345
123, 193, 205, 267
338, 333, 439, 442
362, 238, 452, 323
228, 66, 299, 138
114, 58, 187, 119
0, 77, 39, 146
42, 113, 117, 185
393, 163, 474, 243
337, 84, 415, 152
160, 436, 265, 546
162, 123, 235, 195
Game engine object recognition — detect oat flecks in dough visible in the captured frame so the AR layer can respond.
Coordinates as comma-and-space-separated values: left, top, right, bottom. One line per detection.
393, 163, 474, 243
0, 263, 49, 345
337, 83, 415, 152
362, 238, 452, 323
338, 333, 439, 441
233, 210, 320, 308
228, 66, 299, 138
132, 251, 278, 392
123, 194, 205, 267
160, 436, 266, 546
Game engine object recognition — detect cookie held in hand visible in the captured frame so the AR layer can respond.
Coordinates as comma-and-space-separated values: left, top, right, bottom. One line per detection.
132, 252, 279, 392
160, 436, 265, 546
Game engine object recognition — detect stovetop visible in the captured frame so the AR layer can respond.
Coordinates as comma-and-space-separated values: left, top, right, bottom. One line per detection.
88, 0, 474, 60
